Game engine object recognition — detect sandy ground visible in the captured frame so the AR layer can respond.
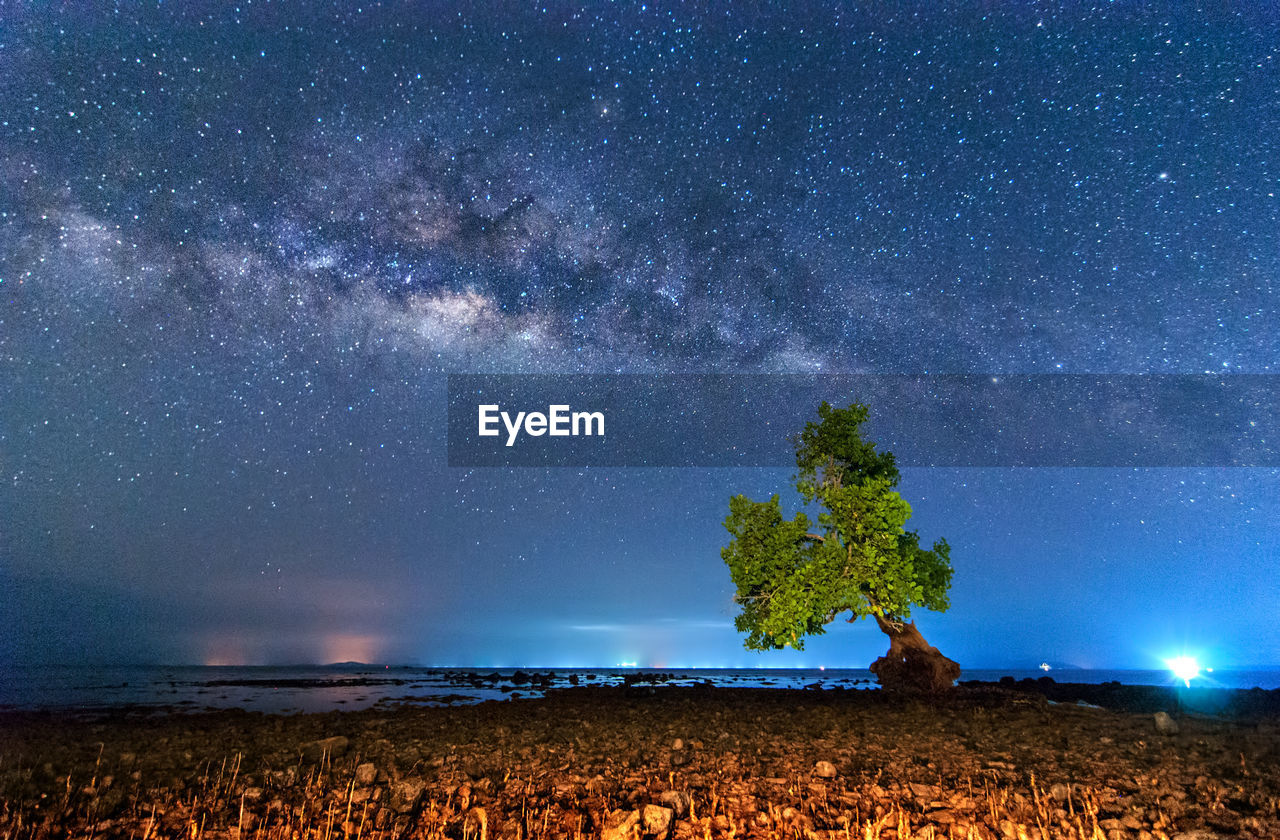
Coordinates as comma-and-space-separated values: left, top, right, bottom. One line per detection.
1, 682, 1277, 840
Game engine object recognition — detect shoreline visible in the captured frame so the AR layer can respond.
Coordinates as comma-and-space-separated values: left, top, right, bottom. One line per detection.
2, 682, 1277, 839
960, 678, 1280, 718
5, 674, 1280, 718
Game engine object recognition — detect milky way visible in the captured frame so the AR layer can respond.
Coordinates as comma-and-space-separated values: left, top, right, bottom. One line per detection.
3, 4, 1278, 668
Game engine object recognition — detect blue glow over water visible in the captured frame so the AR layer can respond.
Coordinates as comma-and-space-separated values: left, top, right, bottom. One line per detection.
2, 665, 1278, 714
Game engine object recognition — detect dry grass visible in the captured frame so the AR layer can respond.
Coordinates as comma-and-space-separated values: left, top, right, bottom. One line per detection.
0, 753, 1201, 840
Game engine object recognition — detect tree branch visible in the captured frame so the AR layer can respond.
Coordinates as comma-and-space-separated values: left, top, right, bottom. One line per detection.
873, 612, 903, 634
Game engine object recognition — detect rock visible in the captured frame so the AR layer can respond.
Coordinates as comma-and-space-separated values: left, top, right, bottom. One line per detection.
390, 778, 426, 813
602, 808, 641, 840
642, 804, 674, 838
1049, 783, 1070, 803
1204, 812, 1242, 834
659, 790, 691, 818
1170, 832, 1225, 840
814, 760, 837, 778
1154, 711, 1179, 735
909, 782, 941, 801
671, 738, 684, 750
355, 763, 377, 787
299, 736, 349, 763
466, 806, 488, 839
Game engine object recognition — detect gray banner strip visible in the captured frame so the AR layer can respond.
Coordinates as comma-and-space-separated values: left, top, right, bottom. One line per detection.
446, 374, 1278, 467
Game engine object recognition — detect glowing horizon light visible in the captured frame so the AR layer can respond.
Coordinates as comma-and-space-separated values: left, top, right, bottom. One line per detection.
1166, 656, 1200, 687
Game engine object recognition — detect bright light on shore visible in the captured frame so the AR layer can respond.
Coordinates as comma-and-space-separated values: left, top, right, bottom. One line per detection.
1166, 656, 1200, 687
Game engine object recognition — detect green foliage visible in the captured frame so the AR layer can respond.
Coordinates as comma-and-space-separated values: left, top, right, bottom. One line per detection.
722, 402, 953, 650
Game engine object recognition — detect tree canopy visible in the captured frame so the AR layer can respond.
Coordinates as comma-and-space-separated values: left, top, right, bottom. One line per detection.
722, 401, 953, 651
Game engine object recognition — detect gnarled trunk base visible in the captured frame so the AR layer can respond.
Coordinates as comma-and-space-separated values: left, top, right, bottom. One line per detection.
869, 615, 960, 693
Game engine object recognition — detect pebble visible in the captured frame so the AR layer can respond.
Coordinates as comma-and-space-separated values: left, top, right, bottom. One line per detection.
390, 779, 426, 814
909, 782, 941, 801
642, 804, 674, 839
659, 790, 691, 817
601, 808, 640, 840
814, 760, 837, 778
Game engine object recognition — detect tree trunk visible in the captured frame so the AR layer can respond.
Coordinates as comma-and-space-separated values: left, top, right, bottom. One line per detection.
869, 614, 960, 693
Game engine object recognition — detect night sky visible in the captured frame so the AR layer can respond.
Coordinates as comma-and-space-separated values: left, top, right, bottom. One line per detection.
3, 3, 1278, 671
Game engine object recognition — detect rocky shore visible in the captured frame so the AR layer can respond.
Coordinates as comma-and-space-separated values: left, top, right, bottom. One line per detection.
2, 682, 1277, 840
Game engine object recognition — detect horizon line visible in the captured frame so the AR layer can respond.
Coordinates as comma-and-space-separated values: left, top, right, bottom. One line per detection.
6, 662, 1280, 671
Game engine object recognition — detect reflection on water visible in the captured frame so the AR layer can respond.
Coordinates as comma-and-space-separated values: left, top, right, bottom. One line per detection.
1, 665, 1277, 713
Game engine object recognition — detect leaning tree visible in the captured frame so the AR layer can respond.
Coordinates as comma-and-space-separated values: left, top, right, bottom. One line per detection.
721, 401, 960, 692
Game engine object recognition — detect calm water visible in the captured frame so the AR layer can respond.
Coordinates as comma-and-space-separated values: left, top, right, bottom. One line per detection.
1, 665, 1276, 714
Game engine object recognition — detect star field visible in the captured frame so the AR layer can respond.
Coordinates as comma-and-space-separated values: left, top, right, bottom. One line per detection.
2, 3, 1277, 668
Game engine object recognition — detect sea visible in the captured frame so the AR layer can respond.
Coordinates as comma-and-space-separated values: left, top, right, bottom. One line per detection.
2, 665, 1278, 714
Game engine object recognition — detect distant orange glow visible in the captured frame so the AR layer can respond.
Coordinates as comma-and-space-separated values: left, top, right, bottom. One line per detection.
203, 638, 249, 666
198, 630, 386, 666
322, 634, 382, 664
